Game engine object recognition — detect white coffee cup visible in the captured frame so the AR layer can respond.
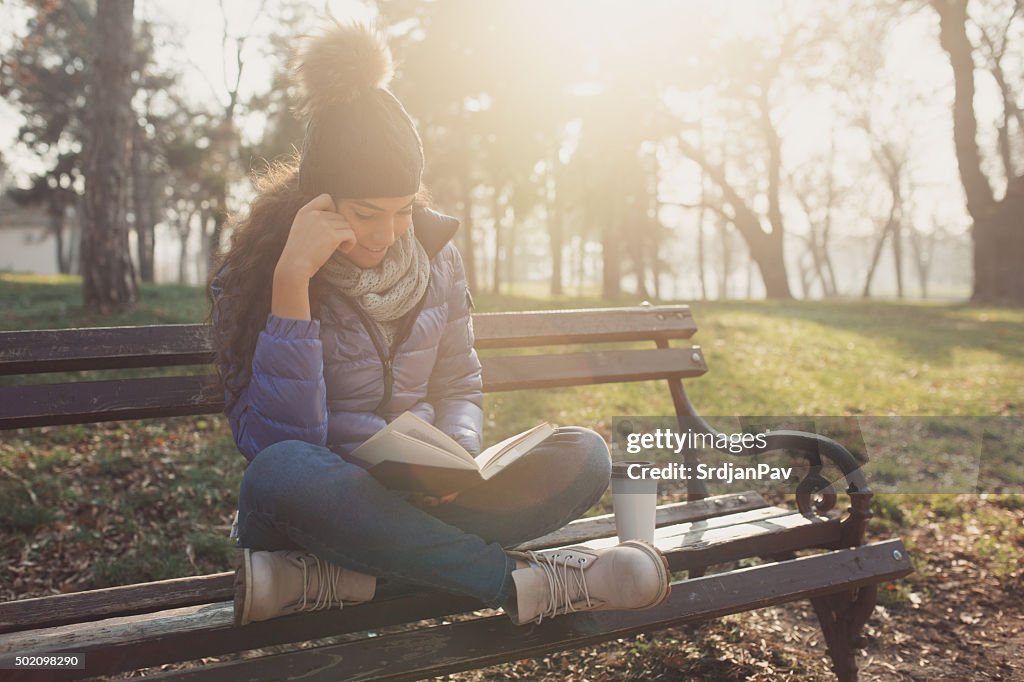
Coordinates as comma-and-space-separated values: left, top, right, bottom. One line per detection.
611, 461, 658, 544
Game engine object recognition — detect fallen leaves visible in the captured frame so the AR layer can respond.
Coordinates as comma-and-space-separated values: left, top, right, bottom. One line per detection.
1, 416, 241, 598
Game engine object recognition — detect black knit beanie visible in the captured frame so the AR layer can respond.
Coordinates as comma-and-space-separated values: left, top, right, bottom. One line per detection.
291, 20, 424, 199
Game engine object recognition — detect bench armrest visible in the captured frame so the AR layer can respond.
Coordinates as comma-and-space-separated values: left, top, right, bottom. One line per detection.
670, 414, 872, 542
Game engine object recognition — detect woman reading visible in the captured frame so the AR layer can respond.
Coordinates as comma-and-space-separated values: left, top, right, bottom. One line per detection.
209, 20, 671, 627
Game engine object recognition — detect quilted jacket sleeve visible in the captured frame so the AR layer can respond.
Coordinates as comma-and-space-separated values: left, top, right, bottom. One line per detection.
210, 271, 329, 463
427, 245, 484, 456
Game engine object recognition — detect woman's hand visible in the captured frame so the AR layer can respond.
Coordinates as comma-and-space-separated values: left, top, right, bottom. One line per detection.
405, 491, 460, 508
276, 193, 357, 280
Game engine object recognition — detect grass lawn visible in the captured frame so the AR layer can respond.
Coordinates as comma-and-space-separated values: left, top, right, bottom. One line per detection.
1, 273, 1022, 680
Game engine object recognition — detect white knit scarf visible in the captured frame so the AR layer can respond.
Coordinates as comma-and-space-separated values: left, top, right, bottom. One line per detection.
315, 225, 430, 349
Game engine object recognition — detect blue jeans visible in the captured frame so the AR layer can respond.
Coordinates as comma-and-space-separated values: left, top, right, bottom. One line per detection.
235, 426, 612, 610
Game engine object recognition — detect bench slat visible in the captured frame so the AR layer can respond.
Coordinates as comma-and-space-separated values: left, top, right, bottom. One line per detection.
0, 492, 767, 633
105, 541, 914, 682
0, 506, 845, 679
512, 491, 766, 552
0, 573, 233, 635
0, 325, 213, 375
472, 306, 696, 349
481, 347, 705, 392
0, 348, 705, 429
0, 375, 222, 430
0, 307, 696, 376
588, 509, 843, 572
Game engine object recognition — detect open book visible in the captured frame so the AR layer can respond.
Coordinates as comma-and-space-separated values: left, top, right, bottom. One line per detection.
350, 411, 555, 496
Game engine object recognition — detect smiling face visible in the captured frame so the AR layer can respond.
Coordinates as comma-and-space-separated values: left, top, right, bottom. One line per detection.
334, 194, 416, 269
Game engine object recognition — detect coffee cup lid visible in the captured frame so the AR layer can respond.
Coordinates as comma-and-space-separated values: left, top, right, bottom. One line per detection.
611, 460, 655, 478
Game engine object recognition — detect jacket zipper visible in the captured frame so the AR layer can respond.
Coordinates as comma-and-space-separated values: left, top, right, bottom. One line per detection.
345, 290, 430, 418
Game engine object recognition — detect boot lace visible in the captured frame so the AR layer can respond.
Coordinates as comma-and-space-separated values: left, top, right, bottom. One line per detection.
295, 554, 345, 612
523, 549, 593, 624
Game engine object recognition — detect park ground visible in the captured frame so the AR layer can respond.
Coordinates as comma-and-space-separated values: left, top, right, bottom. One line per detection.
0, 273, 1022, 680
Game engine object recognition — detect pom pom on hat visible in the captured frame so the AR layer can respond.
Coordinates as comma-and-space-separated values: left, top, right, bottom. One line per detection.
290, 19, 395, 120
290, 17, 423, 199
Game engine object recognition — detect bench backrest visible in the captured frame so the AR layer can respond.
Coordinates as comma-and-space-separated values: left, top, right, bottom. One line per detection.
0, 305, 706, 431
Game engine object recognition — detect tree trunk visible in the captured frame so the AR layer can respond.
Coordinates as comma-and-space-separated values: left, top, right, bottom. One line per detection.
81, 0, 137, 314
678, 136, 793, 299
651, 238, 661, 300
822, 202, 839, 297
697, 213, 707, 300
822, 133, 840, 297
697, 121, 708, 300
601, 217, 622, 299
644, 163, 661, 299
459, 153, 478, 293
177, 209, 194, 285
48, 198, 69, 274
863, 218, 894, 298
505, 205, 516, 294
909, 223, 936, 299
716, 214, 730, 299
546, 164, 563, 296
750, 230, 791, 299
575, 236, 585, 296
131, 122, 156, 283
932, 0, 1024, 305
178, 233, 189, 284
973, 174, 1024, 302
205, 119, 234, 277
795, 190, 830, 299
491, 189, 503, 294
796, 253, 811, 299
807, 229, 828, 298
71, 194, 85, 275
634, 243, 650, 299
629, 208, 650, 299
892, 219, 904, 299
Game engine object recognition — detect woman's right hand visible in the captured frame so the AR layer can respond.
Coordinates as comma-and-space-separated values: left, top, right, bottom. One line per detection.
276, 193, 357, 280
404, 491, 461, 509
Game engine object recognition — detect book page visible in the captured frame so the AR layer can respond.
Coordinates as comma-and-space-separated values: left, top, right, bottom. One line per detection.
477, 422, 554, 475
401, 427, 477, 467
354, 431, 478, 470
385, 412, 474, 465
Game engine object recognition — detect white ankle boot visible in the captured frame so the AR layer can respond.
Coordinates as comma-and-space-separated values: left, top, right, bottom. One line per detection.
505, 540, 671, 625
233, 548, 376, 625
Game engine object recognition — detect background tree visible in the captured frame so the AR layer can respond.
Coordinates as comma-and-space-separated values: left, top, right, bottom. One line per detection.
789, 134, 843, 298
929, 0, 1024, 305
0, 0, 93, 275
1, 0, 171, 281
240, 0, 307, 169
672, 17, 830, 300
81, 0, 137, 313
128, 19, 177, 283
4, 0, 1011, 303
193, 0, 269, 278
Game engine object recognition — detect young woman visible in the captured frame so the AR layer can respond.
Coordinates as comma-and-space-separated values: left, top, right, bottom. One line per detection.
208, 20, 671, 627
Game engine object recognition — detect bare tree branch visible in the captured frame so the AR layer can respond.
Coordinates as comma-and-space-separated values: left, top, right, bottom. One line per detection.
661, 199, 734, 223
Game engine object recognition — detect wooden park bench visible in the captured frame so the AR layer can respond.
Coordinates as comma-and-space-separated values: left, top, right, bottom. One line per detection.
0, 304, 912, 681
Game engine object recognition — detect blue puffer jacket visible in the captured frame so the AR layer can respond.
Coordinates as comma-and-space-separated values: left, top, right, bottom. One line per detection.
210, 206, 483, 466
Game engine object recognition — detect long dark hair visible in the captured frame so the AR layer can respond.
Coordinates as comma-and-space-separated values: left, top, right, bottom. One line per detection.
205, 155, 430, 416
205, 156, 306, 415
